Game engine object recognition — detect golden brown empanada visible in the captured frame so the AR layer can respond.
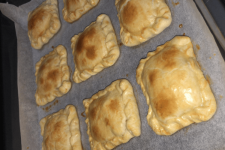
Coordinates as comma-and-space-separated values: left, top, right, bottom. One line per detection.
40, 105, 83, 150
35, 45, 71, 106
115, 0, 172, 47
28, 0, 61, 49
136, 36, 217, 135
62, 0, 100, 23
83, 79, 141, 150
71, 14, 120, 83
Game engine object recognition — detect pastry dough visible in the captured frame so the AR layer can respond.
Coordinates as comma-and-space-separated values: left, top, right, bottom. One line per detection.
83, 79, 141, 150
35, 45, 71, 106
71, 14, 120, 83
40, 105, 83, 150
28, 0, 61, 49
136, 36, 217, 135
115, 0, 172, 46
62, 0, 100, 23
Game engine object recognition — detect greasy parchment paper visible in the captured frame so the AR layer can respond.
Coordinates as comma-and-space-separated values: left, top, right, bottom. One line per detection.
1, 0, 225, 149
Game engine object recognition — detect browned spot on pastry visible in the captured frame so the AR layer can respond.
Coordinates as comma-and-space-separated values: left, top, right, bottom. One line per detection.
108, 99, 120, 112
179, 24, 183, 28
154, 90, 177, 119
183, 33, 185, 36
47, 69, 60, 82
76, 27, 98, 60
28, 9, 49, 36
196, 44, 200, 50
205, 75, 212, 84
148, 70, 160, 85
91, 125, 103, 141
81, 111, 86, 117
90, 106, 98, 120
122, 1, 138, 25
162, 48, 179, 70
85, 46, 96, 60
105, 118, 110, 126
40, 78, 44, 85
43, 83, 52, 91
39, 64, 46, 72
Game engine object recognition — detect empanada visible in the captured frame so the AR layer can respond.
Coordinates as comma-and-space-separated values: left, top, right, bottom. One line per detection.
83, 79, 141, 150
136, 36, 217, 135
35, 45, 71, 106
40, 105, 83, 150
28, 0, 61, 49
115, 0, 172, 46
62, 0, 100, 23
71, 14, 120, 83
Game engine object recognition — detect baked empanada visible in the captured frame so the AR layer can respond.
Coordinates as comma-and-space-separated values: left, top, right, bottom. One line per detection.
62, 0, 100, 23
71, 14, 120, 83
35, 45, 71, 106
28, 0, 61, 49
115, 0, 172, 46
83, 79, 141, 150
136, 36, 217, 135
40, 105, 83, 150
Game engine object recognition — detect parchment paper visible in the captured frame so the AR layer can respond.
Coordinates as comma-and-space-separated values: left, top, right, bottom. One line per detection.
1, 0, 225, 149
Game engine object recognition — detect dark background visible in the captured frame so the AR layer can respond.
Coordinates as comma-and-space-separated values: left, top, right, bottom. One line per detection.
0, 0, 225, 150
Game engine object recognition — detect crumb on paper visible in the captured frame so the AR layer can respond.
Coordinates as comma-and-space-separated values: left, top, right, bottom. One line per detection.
81, 111, 86, 117
214, 53, 216, 56
179, 24, 183, 28
205, 75, 212, 85
27, 147, 29, 149
171, 0, 179, 7
126, 74, 128, 77
52, 46, 54, 48
184, 126, 190, 134
196, 44, 200, 50
183, 33, 185, 36
219, 95, 223, 100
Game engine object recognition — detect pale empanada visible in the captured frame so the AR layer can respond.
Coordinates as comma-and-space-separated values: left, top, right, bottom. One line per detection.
40, 105, 83, 150
71, 14, 120, 83
83, 79, 141, 150
28, 0, 61, 49
62, 0, 100, 23
35, 45, 71, 106
115, 0, 172, 47
136, 36, 217, 135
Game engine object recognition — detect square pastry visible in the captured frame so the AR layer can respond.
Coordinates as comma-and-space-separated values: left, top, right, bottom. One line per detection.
40, 105, 82, 150
83, 79, 141, 150
71, 14, 120, 83
136, 36, 217, 135
35, 45, 71, 106
28, 0, 61, 49
62, 0, 100, 23
115, 0, 172, 46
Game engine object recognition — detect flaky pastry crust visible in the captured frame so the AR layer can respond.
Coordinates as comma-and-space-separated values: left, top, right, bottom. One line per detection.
40, 105, 83, 150
83, 79, 141, 150
115, 0, 172, 47
71, 14, 120, 83
62, 0, 100, 23
28, 0, 61, 49
35, 45, 71, 106
136, 36, 217, 135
